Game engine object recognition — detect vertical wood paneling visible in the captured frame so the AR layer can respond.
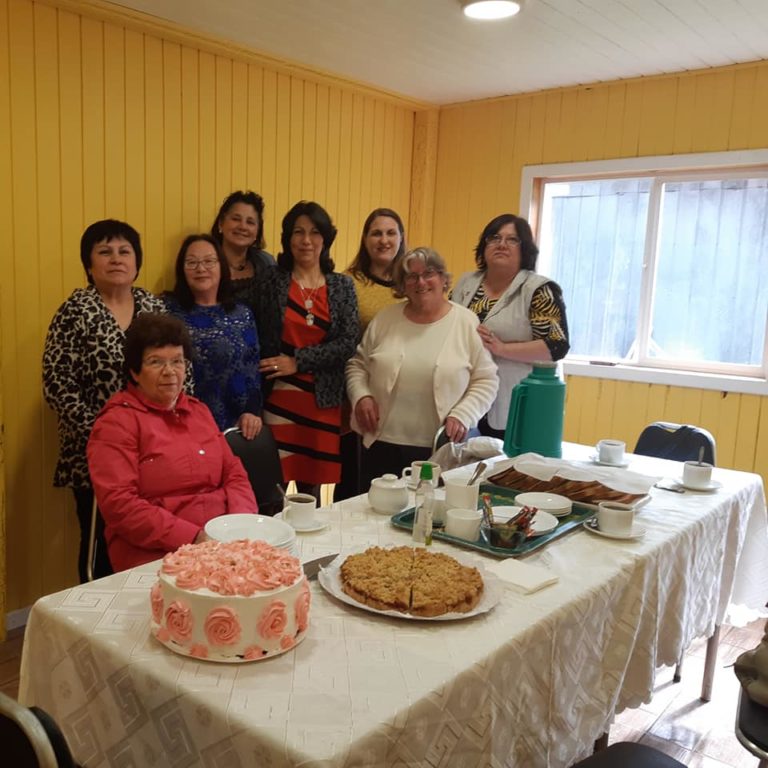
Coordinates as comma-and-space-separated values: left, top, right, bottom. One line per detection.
1, 0, 416, 616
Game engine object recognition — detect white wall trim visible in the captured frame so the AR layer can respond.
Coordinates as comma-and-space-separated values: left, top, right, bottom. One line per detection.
6, 606, 31, 633
564, 360, 768, 396
520, 148, 768, 215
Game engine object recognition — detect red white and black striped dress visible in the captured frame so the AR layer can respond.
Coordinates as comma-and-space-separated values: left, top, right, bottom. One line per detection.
263, 280, 342, 484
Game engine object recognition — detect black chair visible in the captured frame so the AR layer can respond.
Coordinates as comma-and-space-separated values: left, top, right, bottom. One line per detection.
633, 420, 719, 692
571, 742, 686, 768
736, 688, 768, 767
0, 692, 80, 768
634, 421, 716, 465
224, 426, 284, 516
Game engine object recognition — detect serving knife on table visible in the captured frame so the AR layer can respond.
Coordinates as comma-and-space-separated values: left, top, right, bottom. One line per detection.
302, 553, 339, 580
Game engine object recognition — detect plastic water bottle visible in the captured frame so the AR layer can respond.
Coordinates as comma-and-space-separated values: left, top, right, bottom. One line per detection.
412, 463, 434, 546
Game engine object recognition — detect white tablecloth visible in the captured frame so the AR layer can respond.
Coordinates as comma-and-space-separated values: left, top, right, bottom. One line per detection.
19, 447, 768, 767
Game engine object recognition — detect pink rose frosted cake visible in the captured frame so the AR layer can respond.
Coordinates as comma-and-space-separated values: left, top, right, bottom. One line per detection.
150, 539, 310, 662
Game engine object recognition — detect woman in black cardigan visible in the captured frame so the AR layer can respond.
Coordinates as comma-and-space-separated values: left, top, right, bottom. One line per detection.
257, 201, 359, 502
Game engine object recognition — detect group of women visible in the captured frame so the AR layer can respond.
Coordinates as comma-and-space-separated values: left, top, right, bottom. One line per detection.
43, 193, 570, 579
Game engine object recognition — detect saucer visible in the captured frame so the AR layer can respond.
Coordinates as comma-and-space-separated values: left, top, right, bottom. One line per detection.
674, 477, 722, 492
589, 454, 630, 468
582, 518, 645, 540
492, 506, 559, 536
274, 511, 329, 533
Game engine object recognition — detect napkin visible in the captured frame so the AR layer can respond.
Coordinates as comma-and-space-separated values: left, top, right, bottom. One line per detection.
485, 558, 559, 594
489, 453, 659, 496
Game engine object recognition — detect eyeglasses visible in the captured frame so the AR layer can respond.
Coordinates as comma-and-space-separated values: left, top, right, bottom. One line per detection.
143, 357, 186, 371
405, 267, 442, 284
184, 258, 219, 270
486, 234, 521, 247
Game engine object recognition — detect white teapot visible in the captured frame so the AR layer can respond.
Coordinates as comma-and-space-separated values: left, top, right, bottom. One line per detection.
368, 473, 409, 515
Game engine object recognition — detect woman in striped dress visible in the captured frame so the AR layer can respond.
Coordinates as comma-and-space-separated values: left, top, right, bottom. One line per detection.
257, 201, 359, 502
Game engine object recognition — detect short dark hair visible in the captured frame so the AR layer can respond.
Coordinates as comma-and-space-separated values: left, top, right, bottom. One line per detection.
347, 208, 406, 282
277, 201, 337, 273
124, 313, 193, 382
210, 190, 266, 251
167, 234, 235, 311
474, 214, 538, 271
80, 219, 143, 285
391, 247, 451, 299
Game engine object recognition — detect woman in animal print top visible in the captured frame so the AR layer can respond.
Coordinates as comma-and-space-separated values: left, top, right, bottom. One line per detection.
43, 219, 165, 582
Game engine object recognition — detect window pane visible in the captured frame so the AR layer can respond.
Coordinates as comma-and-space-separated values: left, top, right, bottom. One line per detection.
651, 179, 768, 365
540, 178, 650, 358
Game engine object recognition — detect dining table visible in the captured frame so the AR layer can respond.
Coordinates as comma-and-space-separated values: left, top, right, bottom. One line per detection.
18, 443, 768, 767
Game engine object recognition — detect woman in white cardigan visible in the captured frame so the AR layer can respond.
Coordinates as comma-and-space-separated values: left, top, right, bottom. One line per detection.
346, 247, 498, 487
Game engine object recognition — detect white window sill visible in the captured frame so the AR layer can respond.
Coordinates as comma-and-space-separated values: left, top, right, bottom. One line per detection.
562, 360, 768, 396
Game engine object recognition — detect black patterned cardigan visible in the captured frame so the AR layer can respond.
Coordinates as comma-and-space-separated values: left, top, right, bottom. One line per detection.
256, 268, 359, 409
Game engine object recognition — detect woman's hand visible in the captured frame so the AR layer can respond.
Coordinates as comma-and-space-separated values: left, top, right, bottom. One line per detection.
260, 355, 297, 380
237, 412, 263, 440
444, 416, 468, 443
354, 396, 380, 434
477, 325, 505, 356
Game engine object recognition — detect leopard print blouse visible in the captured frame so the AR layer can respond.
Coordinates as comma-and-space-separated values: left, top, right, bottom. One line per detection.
43, 285, 166, 489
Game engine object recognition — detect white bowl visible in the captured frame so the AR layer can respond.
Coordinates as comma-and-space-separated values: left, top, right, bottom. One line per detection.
204, 514, 295, 547
513, 491, 572, 517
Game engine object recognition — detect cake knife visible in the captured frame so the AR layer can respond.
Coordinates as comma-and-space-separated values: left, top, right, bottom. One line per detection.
302, 553, 339, 580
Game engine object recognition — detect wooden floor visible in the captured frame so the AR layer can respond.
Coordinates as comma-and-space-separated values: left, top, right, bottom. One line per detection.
1, 618, 764, 765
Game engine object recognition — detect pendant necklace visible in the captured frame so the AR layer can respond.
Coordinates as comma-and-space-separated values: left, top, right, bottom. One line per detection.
231, 260, 247, 272
297, 280, 321, 325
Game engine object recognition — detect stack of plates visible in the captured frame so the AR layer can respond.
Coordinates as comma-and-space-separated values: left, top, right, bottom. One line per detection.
204, 514, 299, 557
513, 492, 573, 517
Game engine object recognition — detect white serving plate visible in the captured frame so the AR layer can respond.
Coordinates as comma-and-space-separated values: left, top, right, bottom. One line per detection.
317, 549, 502, 621
513, 491, 573, 517
491, 506, 559, 535
204, 513, 295, 547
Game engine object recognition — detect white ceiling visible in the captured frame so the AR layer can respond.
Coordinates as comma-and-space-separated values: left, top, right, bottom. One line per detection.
111, 0, 768, 104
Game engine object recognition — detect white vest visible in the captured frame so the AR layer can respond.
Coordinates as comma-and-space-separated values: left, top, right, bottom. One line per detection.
452, 270, 550, 430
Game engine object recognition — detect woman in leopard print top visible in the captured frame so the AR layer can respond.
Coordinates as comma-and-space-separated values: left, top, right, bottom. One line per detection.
43, 219, 165, 581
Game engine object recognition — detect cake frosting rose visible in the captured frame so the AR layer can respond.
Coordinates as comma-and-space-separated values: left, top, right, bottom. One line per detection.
150, 539, 310, 661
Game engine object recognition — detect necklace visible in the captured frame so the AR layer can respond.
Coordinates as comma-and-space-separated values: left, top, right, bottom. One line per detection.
231, 260, 247, 272
296, 280, 322, 325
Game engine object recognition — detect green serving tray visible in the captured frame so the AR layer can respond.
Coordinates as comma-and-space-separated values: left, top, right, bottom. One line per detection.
390, 483, 594, 558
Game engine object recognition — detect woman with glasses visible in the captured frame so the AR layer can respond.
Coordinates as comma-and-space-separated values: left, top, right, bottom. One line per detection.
87, 313, 257, 572
164, 234, 263, 439
346, 247, 498, 487
256, 201, 359, 504
43, 219, 166, 582
452, 214, 570, 439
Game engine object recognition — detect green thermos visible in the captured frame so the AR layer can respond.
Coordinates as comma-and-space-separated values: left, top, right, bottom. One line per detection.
504, 362, 565, 458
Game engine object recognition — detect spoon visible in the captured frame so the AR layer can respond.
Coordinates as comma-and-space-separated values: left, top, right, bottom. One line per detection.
467, 461, 487, 486
697, 446, 705, 466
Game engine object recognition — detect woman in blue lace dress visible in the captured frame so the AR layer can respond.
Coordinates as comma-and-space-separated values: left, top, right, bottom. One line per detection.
164, 234, 263, 439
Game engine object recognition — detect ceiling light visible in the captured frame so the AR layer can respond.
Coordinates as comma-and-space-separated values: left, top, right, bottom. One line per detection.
461, 1, 522, 20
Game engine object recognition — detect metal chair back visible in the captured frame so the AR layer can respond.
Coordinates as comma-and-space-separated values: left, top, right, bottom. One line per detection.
634, 421, 716, 465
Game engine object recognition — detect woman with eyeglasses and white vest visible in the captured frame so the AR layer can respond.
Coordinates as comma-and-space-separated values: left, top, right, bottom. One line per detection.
452, 214, 570, 439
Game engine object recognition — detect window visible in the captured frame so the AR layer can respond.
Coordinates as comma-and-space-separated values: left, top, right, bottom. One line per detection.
523, 152, 768, 382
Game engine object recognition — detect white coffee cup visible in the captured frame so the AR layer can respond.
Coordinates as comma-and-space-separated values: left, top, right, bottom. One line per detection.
444, 508, 483, 541
402, 460, 441, 487
597, 439, 626, 465
444, 478, 480, 515
596, 501, 634, 535
283, 493, 317, 529
431, 488, 447, 526
682, 461, 713, 489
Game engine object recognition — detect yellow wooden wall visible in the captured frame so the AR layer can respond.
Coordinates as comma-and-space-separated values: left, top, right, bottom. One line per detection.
0, 0, 417, 617
432, 62, 768, 480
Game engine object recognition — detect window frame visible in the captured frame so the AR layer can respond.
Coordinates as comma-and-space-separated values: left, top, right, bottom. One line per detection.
521, 150, 768, 395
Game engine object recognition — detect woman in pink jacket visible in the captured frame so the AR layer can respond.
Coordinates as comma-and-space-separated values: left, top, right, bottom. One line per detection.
88, 313, 257, 572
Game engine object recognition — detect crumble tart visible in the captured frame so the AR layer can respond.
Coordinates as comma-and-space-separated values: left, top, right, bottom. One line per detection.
339, 546, 484, 617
